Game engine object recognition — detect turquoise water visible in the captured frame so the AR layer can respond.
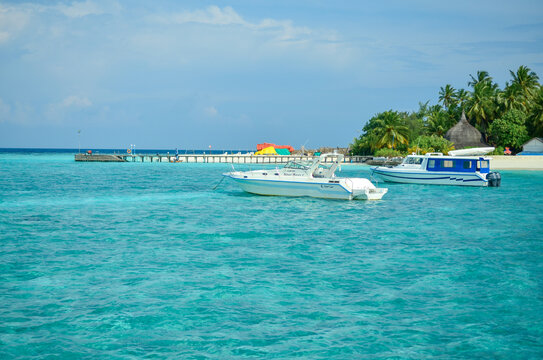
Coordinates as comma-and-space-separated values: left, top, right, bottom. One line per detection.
1, 152, 542, 359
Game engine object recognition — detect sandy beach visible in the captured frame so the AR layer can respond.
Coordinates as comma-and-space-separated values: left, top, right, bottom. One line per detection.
490, 155, 543, 170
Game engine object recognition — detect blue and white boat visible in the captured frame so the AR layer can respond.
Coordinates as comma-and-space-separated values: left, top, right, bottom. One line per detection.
371, 151, 501, 187
224, 153, 388, 200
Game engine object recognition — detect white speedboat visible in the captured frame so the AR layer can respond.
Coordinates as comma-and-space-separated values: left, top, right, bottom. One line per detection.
372, 152, 501, 187
224, 153, 388, 200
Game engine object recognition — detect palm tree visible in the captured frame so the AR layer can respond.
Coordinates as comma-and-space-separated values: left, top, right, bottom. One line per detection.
528, 86, 543, 136
416, 101, 430, 119
466, 71, 499, 135
499, 84, 526, 112
468, 70, 493, 87
509, 65, 540, 100
466, 81, 498, 134
439, 84, 457, 109
371, 111, 409, 149
425, 105, 456, 137
456, 89, 470, 110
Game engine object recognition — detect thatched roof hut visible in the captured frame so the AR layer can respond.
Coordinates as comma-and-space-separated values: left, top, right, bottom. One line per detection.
445, 111, 489, 149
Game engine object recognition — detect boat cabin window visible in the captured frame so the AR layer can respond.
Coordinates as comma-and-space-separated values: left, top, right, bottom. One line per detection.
312, 164, 332, 178
284, 161, 309, 170
405, 157, 423, 165
426, 157, 484, 172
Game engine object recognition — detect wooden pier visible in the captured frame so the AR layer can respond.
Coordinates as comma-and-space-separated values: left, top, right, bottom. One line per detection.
75, 153, 372, 164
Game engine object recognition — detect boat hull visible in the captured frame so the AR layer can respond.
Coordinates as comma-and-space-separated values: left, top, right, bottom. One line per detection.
372, 168, 488, 187
226, 176, 386, 200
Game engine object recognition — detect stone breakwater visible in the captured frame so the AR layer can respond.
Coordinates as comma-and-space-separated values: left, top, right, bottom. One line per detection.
74, 154, 125, 162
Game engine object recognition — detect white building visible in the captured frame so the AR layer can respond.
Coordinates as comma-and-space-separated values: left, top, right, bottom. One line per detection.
521, 138, 543, 155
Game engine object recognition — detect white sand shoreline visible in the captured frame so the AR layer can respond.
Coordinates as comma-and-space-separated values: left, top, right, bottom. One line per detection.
487, 155, 543, 170
342, 155, 543, 170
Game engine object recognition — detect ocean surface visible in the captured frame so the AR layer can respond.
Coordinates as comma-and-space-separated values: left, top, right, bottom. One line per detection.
1, 150, 542, 359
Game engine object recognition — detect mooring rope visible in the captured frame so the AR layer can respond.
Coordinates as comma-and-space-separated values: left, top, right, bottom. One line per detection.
212, 176, 226, 190
370, 168, 379, 187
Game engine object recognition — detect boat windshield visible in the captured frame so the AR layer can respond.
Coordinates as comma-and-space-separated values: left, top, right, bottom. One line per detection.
404, 156, 423, 165
284, 161, 311, 170
316, 163, 331, 170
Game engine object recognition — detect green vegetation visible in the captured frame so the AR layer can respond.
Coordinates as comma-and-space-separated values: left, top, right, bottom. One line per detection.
350, 66, 542, 156
408, 135, 455, 155
374, 148, 403, 157
488, 110, 530, 152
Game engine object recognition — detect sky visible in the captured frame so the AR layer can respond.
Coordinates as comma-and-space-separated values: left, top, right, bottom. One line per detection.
1, 0, 542, 150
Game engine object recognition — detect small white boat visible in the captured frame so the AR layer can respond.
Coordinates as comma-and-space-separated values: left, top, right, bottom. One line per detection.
372, 152, 501, 187
224, 153, 388, 200
448, 147, 495, 156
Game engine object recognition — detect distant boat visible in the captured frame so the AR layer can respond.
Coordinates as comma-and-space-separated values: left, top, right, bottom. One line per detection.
372, 152, 501, 187
224, 153, 388, 200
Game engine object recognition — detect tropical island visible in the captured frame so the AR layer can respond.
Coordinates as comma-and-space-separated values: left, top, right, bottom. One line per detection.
349, 66, 543, 156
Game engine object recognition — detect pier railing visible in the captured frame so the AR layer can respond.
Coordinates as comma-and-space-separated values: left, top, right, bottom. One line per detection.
75, 153, 373, 164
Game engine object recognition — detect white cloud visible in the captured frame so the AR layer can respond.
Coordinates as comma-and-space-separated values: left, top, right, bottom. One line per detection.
161, 6, 245, 26
58, 1, 102, 18
149, 6, 331, 44
0, 31, 9, 43
0, 1, 121, 45
204, 106, 218, 117
137, 5, 353, 71
153, 5, 313, 39
44, 96, 92, 123
0, 4, 30, 44
256, 19, 313, 42
60, 95, 92, 108
57, 0, 121, 18
0, 100, 35, 125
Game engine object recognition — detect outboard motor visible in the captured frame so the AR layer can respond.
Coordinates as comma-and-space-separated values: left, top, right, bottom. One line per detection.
487, 172, 501, 187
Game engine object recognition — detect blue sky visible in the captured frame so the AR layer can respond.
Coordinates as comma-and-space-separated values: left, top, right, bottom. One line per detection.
1, 0, 542, 149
